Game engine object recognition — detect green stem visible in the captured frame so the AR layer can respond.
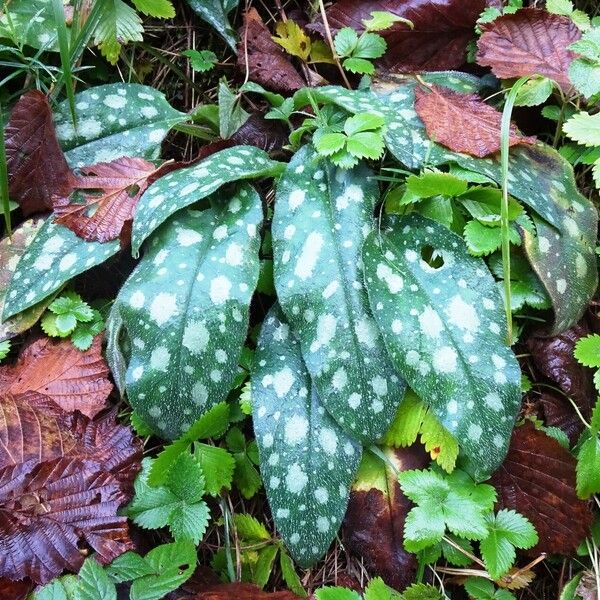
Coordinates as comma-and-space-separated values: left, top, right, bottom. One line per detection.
0, 103, 11, 235
500, 76, 529, 346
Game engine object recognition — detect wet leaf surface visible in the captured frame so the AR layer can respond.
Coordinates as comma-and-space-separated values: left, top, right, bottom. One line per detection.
490, 421, 593, 556
0, 336, 112, 418
314, 0, 487, 72
238, 8, 305, 93
5, 90, 76, 216
414, 85, 535, 158
476, 8, 581, 86
343, 446, 428, 591
527, 322, 594, 420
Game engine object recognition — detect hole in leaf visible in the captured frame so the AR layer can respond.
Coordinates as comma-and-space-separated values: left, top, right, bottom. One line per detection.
420, 245, 444, 269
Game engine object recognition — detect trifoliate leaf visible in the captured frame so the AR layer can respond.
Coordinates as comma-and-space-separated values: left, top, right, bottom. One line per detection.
344, 112, 386, 135
405, 171, 468, 198
346, 131, 385, 160
314, 132, 347, 156
182, 49, 218, 72
93, 0, 144, 64
574, 334, 600, 368
194, 444, 235, 496
479, 510, 538, 580
354, 32, 387, 59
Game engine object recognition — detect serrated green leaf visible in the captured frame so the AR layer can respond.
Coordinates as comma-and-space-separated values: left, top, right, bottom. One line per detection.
183, 49, 218, 72
546, 0, 574, 14
464, 577, 516, 600
33, 579, 71, 600
273, 146, 404, 442
185, 0, 238, 50
3, 220, 119, 320
514, 76, 554, 107
364, 577, 402, 599
574, 334, 600, 368
234, 450, 263, 499
253, 544, 279, 588
354, 32, 387, 59
108, 186, 261, 439
93, 0, 144, 64
132, 146, 283, 254
334, 27, 359, 57
591, 398, 600, 431
441, 535, 475, 567
218, 80, 250, 139
343, 57, 375, 75
570, 27, 600, 60
315, 588, 360, 600
0, 340, 10, 361
265, 97, 295, 122
346, 131, 385, 160
130, 541, 197, 600
419, 410, 459, 473
363, 214, 521, 479
344, 112, 386, 135
132, 0, 176, 18
54, 83, 186, 168
106, 551, 154, 583
251, 306, 362, 567
564, 111, 600, 147
279, 550, 307, 598
234, 513, 271, 541
402, 583, 444, 600
380, 389, 426, 447
169, 501, 210, 544
406, 171, 468, 198
55, 313, 78, 335
194, 443, 235, 495
76, 557, 117, 600
576, 435, 600, 498
314, 132, 348, 156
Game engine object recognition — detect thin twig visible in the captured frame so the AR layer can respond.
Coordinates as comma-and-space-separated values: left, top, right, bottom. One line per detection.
317, 0, 351, 89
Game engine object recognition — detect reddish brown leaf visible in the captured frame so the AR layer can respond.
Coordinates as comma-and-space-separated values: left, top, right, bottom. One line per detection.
0, 336, 112, 418
342, 446, 428, 591
414, 84, 535, 158
194, 583, 301, 599
231, 113, 290, 153
238, 8, 305, 93
53, 157, 177, 244
5, 91, 76, 216
527, 322, 594, 421
0, 577, 32, 600
490, 421, 592, 556
476, 8, 581, 87
312, 0, 487, 72
539, 392, 583, 444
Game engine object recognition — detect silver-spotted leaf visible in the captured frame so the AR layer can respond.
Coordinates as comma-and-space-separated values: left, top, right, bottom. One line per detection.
251, 305, 362, 567
185, 0, 238, 51
363, 214, 521, 480
272, 146, 405, 442
107, 184, 262, 439
132, 145, 285, 255
2, 221, 119, 320
54, 83, 186, 168
0, 0, 65, 51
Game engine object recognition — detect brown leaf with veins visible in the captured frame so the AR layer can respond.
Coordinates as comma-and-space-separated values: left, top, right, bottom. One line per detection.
342, 446, 428, 591
0, 218, 50, 342
476, 8, 581, 87
0, 336, 112, 418
539, 392, 583, 444
414, 85, 535, 157
0, 577, 32, 600
490, 421, 592, 556
238, 8, 305, 93
53, 157, 178, 244
193, 583, 301, 599
5, 91, 76, 216
528, 322, 593, 422
311, 0, 488, 72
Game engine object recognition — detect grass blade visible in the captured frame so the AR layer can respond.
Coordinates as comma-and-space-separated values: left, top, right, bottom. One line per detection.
51, 0, 77, 126
0, 103, 11, 235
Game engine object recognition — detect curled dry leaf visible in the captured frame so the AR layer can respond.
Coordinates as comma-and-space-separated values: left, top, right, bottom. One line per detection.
0, 336, 112, 418
0, 218, 49, 342
313, 0, 487, 72
237, 8, 305, 93
527, 322, 594, 421
231, 113, 290, 153
343, 446, 429, 591
53, 157, 179, 244
539, 392, 583, 444
476, 8, 581, 87
414, 85, 535, 158
490, 421, 592, 556
5, 90, 76, 216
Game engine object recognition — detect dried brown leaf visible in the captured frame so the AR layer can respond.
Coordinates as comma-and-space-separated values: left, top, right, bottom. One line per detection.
0, 577, 32, 600
496, 567, 536, 590
343, 446, 428, 591
238, 8, 305, 93
312, 0, 487, 72
476, 8, 581, 87
414, 85, 535, 157
528, 322, 594, 421
0, 336, 112, 418
231, 113, 290, 153
0, 218, 49, 341
490, 421, 592, 556
5, 91, 76, 216
53, 157, 177, 244
539, 392, 583, 444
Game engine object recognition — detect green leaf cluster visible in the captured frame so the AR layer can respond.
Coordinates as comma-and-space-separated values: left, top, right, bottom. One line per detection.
41, 291, 104, 350
333, 25, 387, 75
182, 49, 218, 72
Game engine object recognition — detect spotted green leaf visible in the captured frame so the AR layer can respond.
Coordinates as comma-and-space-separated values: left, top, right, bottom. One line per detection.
363, 214, 521, 480
54, 83, 187, 168
252, 305, 362, 567
107, 184, 262, 439
272, 146, 405, 442
132, 145, 285, 255
185, 0, 238, 51
0, 0, 65, 51
2, 220, 119, 320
